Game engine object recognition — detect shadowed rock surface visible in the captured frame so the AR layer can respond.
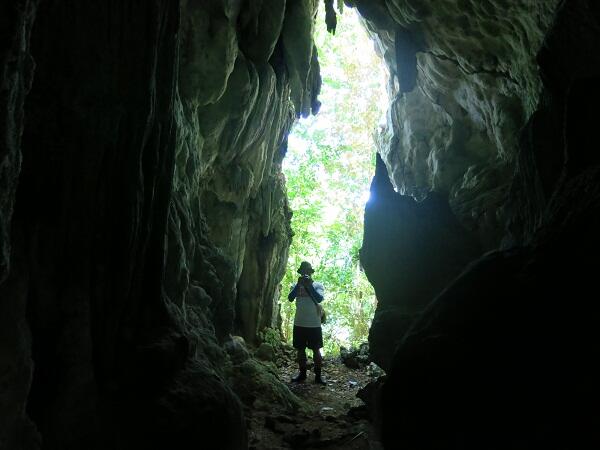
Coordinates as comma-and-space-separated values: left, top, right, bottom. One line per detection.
380, 165, 600, 448
361, 155, 480, 370
1, 0, 320, 448
1, 0, 600, 449
358, 0, 600, 448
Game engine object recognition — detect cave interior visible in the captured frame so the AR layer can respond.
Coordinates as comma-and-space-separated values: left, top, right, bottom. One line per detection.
1, 0, 600, 449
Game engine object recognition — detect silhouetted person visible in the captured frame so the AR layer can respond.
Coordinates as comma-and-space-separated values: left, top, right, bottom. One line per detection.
288, 261, 326, 385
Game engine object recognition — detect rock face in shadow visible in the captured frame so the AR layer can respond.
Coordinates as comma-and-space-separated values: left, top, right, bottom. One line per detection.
361, 155, 480, 370
362, 0, 600, 448
380, 168, 600, 449
0, 0, 321, 448
0, 1, 40, 448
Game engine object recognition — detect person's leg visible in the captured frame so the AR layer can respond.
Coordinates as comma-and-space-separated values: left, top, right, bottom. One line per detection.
312, 347, 325, 385
312, 347, 322, 369
291, 326, 308, 382
298, 348, 307, 370
309, 326, 325, 384
292, 347, 307, 382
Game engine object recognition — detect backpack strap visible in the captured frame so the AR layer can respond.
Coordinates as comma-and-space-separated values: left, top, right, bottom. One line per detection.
304, 282, 325, 323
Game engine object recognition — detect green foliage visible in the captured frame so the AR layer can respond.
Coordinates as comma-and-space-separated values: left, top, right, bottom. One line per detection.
280, 5, 387, 355
259, 327, 284, 347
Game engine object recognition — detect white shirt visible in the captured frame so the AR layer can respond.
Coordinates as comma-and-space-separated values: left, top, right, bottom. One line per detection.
292, 282, 325, 328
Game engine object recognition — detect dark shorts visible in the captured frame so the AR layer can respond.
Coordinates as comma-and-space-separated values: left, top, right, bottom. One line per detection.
293, 325, 323, 350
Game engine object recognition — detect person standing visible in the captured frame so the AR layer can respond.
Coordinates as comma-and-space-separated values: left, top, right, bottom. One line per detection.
288, 261, 326, 385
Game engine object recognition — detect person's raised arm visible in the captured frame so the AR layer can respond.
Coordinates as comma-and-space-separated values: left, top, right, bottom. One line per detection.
307, 282, 324, 303
288, 283, 299, 302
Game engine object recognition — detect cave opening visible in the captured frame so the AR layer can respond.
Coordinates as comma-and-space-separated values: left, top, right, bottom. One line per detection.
2, 0, 600, 449
279, 5, 387, 355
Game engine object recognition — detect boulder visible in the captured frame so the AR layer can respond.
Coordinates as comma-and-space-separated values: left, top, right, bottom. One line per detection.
224, 335, 250, 364
229, 358, 303, 412
255, 342, 276, 361
340, 343, 371, 369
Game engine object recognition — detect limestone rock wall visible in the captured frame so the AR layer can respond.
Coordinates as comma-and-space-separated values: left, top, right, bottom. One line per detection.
352, 0, 560, 247
0, 0, 321, 448
354, 0, 569, 379
361, 155, 480, 370
166, 0, 320, 344
355, 0, 600, 447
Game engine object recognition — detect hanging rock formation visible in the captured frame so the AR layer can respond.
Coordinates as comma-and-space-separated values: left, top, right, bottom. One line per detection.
354, 0, 560, 246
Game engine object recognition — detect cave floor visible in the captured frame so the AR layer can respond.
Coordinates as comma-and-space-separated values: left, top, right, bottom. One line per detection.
246, 350, 382, 450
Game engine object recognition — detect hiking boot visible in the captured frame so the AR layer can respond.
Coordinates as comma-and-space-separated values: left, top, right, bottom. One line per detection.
314, 368, 326, 385
291, 370, 307, 383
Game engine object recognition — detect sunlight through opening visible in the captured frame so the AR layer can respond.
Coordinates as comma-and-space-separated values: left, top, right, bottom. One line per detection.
280, 4, 388, 355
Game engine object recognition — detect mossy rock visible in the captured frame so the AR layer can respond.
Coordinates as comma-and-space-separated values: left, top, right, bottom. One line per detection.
255, 342, 276, 361
229, 358, 304, 412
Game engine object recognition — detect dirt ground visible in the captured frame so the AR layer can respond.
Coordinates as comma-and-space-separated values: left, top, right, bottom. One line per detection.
245, 351, 383, 450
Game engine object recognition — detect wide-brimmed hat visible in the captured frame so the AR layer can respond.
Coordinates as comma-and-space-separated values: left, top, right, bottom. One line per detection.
297, 261, 314, 275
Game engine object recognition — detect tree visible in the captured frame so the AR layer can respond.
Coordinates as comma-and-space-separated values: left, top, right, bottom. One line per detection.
280, 4, 387, 354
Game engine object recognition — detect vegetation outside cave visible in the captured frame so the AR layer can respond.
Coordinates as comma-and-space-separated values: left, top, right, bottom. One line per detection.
280, 5, 388, 355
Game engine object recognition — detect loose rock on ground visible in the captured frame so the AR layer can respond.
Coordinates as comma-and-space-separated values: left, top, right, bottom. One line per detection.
243, 344, 385, 449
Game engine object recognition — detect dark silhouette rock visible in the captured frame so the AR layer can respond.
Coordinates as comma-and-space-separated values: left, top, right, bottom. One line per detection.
361, 155, 480, 370
381, 179, 600, 448
373, 1, 600, 448
0, 2, 40, 448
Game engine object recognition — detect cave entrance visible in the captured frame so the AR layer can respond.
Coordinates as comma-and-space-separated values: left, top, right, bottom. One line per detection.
280, 5, 388, 355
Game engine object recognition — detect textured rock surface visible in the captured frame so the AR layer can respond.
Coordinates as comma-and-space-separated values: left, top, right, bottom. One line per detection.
355, 0, 592, 398
0, 0, 321, 448
353, 0, 560, 247
229, 358, 303, 412
362, 0, 600, 448
0, 0, 36, 284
